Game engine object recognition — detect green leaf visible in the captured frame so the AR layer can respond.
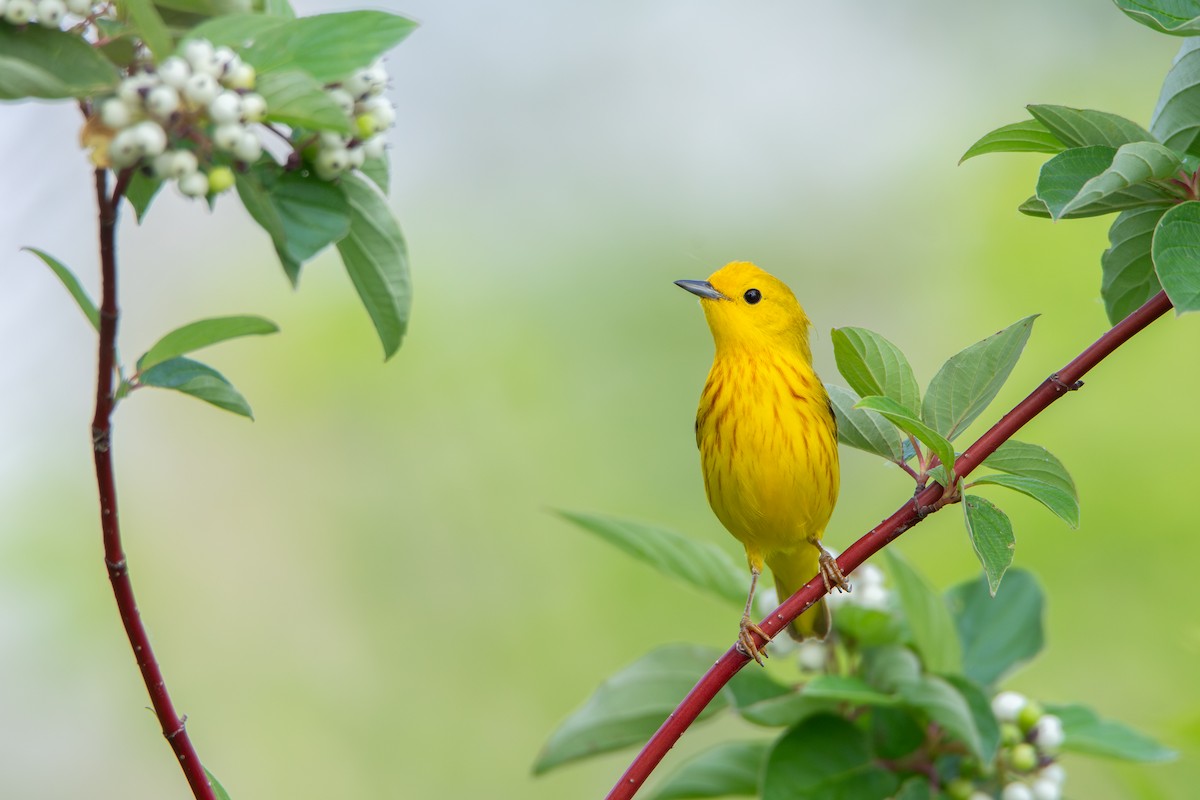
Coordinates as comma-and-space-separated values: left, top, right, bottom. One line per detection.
961, 494, 1015, 596
1152, 39, 1200, 155
870, 707, 928, 760
122, 0, 173, 60
826, 385, 904, 462
945, 675, 1001, 768
831, 604, 903, 647
1019, 184, 1175, 220
921, 316, 1037, 442
831, 327, 921, 413
1053, 142, 1183, 220
0, 25, 119, 100
262, 0, 295, 19
969, 474, 1079, 528
1151, 199, 1200, 313
1037, 146, 1179, 220
763, 715, 898, 800
733, 692, 838, 729
898, 675, 984, 761
883, 550, 962, 675
533, 644, 726, 774
256, 69, 351, 133
855, 395, 957, 474
892, 776, 932, 800
138, 357, 254, 418
242, 11, 417, 84
137, 315, 279, 373
959, 118, 1065, 163
643, 740, 768, 800
557, 510, 746, 608
336, 174, 411, 359
982, 440, 1077, 497
181, 14, 291, 48
1027, 105, 1156, 149
862, 645, 922, 694
1102, 207, 1168, 325
945, 568, 1044, 687
728, 667, 793, 711
23, 248, 99, 331
124, 171, 164, 224
204, 768, 233, 800
236, 161, 351, 285
1117, 0, 1200, 35
1048, 704, 1177, 762
361, 155, 390, 193
803, 675, 899, 707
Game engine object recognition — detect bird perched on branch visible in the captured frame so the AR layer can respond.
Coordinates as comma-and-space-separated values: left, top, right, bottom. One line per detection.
676, 261, 848, 665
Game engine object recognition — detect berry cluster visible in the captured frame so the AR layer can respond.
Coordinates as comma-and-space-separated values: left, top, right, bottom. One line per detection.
97, 39, 263, 197
308, 62, 394, 180
977, 691, 1067, 800
0, 0, 89, 28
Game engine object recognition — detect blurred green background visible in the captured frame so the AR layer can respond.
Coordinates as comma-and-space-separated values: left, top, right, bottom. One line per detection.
1, 0, 1198, 797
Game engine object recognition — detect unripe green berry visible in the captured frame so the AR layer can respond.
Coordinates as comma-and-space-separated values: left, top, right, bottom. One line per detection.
1017, 701, 1044, 734
207, 166, 235, 194
1011, 742, 1038, 772
945, 778, 975, 800
223, 62, 256, 91
1000, 722, 1023, 746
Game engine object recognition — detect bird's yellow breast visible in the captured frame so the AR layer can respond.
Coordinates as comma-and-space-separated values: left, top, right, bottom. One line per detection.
696, 347, 839, 566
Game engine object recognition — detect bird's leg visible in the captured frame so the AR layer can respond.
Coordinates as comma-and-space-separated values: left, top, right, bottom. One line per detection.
737, 567, 769, 666
809, 536, 851, 594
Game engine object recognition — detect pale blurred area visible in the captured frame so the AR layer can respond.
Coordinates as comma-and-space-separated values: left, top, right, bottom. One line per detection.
1, 1, 1198, 797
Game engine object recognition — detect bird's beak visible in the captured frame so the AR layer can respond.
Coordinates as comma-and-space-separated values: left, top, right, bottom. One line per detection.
675, 279, 727, 301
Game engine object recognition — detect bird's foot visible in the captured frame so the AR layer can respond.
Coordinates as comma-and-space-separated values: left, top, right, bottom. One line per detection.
815, 544, 851, 595
736, 615, 769, 666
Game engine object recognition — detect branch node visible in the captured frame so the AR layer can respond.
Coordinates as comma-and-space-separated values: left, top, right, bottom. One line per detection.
166, 715, 188, 741
92, 426, 110, 453
105, 556, 127, 575
1048, 372, 1083, 393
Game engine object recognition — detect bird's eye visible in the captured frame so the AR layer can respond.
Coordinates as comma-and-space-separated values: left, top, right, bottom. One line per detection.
743, 288, 762, 305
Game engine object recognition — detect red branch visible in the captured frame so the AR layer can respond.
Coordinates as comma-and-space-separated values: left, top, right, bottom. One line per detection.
91, 169, 217, 800
605, 290, 1175, 800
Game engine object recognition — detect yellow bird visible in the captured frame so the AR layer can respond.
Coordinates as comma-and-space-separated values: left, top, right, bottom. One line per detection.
676, 261, 847, 665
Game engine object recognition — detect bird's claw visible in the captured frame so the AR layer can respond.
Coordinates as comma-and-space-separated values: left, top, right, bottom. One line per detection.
817, 549, 851, 595
737, 615, 769, 666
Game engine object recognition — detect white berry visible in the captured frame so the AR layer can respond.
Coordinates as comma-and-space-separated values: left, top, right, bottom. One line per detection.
314, 148, 350, 180
107, 128, 142, 168
1038, 764, 1066, 787
99, 97, 134, 130
345, 144, 366, 170
239, 93, 267, 122
157, 56, 191, 90
35, 0, 65, 26
208, 91, 243, 124
64, 0, 91, 13
326, 88, 355, 116
1001, 783, 1034, 800
211, 122, 244, 152
223, 62, 256, 91
144, 85, 180, 120
117, 73, 157, 105
178, 171, 210, 197
183, 73, 219, 106
232, 131, 262, 162
991, 691, 1028, 723
362, 134, 387, 160
130, 121, 167, 156
1030, 779, 1061, 800
1034, 714, 1064, 751
182, 39, 217, 75
4, 0, 35, 24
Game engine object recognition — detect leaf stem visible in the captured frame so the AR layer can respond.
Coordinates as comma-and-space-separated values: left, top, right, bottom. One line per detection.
91, 167, 217, 800
603, 290, 1173, 800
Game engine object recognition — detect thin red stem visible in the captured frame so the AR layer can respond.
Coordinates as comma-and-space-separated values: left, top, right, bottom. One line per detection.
604, 290, 1174, 800
92, 168, 216, 800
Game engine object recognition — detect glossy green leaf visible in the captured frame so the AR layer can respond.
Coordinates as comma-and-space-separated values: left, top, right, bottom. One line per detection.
557, 510, 746, 608
921, 316, 1036, 442
733, 692, 838, 729
0, 25, 119, 100
970, 474, 1079, 528
1020, 183, 1175, 219
23, 248, 99, 332
182, 14, 291, 48
337, 174, 411, 359
1051, 142, 1182, 220
827, 385, 904, 462
862, 645, 921, 694
236, 161, 351, 285
959, 118, 1065, 163
832, 327, 920, 413
945, 568, 1044, 687
256, 69, 351, 133
883, 550, 962, 675
137, 315, 279, 373
856, 395, 956, 474
643, 740, 768, 800
122, 0, 172, 60
898, 675, 984, 761
962, 494, 1015, 596
1027, 105, 1156, 149
983, 440, 1076, 495
361, 155, 390, 193
124, 171, 164, 224
534, 644, 727, 774
138, 357, 254, 418
1117, 0, 1200, 35
242, 11, 417, 84
762, 715, 898, 800
1036, 145, 1180, 220
1151, 199, 1200, 313
944, 675, 1001, 767
1152, 39, 1200, 155
727, 667, 793, 711
803, 675, 899, 707
1049, 704, 1177, 762
1102, 207, 1168, 325
204, 768, 233, 800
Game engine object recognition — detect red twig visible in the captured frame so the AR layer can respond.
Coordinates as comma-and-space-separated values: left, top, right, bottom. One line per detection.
91, 168, 217, 800
605, 290, 1174, 800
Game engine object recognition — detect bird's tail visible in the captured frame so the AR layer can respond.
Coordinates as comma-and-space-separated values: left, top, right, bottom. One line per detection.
768, 548, 832, 641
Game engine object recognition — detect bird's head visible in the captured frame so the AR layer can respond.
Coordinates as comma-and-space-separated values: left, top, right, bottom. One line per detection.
676, 261, 812, 358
